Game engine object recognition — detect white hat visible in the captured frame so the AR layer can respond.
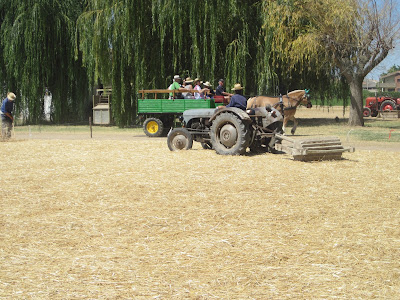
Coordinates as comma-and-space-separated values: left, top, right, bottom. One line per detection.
184, 77, 194, 83
203, 81, 211, 87
7, 92, 16, 101
174, 75, 181, 80
231, 83, 244, 91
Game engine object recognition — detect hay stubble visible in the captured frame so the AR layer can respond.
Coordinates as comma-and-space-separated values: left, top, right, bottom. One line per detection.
0, 138, 399, 298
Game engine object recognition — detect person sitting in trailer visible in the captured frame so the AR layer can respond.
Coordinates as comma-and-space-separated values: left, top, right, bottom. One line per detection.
182, 77, 194, 99
216, 78, 232, 98
168, 75, 186, 99
193, 78, 209, 99
203, 81, 215, 99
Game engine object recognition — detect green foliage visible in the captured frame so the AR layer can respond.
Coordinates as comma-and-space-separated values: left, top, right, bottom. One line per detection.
3, 0, 394, 126
76, 0, 263, 126
0, 0, 89, 124
260, 0, 398, 126
259, 0, 350, 101
363, 90, 400, 99
381, 64, 400, 76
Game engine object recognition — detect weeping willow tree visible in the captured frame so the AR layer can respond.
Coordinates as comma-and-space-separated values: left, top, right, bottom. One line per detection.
78, 0, 160, 126
257, 0, 349, 100
4, 0, 387, 126
0, 0, 89, 124
260, 0, 399, 126
77, 0, 262, 126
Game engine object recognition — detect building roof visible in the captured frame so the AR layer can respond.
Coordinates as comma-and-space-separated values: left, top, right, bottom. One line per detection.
380, 71, 400, 79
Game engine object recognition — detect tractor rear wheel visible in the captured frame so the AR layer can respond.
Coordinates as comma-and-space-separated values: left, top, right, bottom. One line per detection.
210, 112, 250, 155
167, 128, 193, 151
380, 100, 396, 111
143, 118, 164, 137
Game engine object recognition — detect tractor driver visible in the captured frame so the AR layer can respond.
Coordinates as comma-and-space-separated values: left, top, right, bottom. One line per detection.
220, 83, 247, 111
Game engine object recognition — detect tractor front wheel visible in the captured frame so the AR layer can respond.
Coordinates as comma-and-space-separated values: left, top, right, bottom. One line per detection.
210, 112, 250, 155
143, 118, 164, 137
167, 128, 193, 151
363, 107, 371, 117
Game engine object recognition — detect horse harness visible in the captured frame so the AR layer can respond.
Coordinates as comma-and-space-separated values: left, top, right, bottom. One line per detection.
250, 93, 306, 115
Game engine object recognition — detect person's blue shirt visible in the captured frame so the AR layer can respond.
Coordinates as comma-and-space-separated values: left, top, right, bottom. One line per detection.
226, 94, 247, 110
1, 98, 14, 119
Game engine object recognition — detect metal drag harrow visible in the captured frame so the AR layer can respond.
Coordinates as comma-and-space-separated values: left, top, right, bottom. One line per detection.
275, 134, 355, 161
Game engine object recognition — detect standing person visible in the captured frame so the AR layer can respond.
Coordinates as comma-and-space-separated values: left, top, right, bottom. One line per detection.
193, 78, 209, 99
225, 83, 247, 110
168, 75, 185, 99
1, 92, 16, 140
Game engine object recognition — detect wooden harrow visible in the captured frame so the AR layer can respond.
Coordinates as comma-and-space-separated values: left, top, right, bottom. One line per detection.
275, 134, 355, 161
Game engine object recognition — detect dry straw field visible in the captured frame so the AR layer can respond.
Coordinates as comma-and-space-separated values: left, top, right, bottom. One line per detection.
1, 108, 400, 299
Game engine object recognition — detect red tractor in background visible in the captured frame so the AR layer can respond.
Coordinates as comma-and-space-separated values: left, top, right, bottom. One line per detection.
363, 96, 400, 117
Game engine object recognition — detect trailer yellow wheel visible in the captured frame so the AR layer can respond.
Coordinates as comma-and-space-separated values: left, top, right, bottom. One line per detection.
146, 121, 158, 133
143, 118, 164, 137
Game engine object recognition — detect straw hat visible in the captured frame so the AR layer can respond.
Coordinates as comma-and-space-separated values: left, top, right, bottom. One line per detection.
194, 78, 202, 84
7, 92, 16, 101
231, 83, 244, 91
203, 81, 212, 87
184, 77, 194, 84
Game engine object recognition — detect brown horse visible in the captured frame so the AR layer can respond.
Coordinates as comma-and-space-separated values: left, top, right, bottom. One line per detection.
247, 90, 311, 135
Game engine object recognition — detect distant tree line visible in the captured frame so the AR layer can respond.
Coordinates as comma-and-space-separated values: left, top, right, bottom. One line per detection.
0, 0, 398, 126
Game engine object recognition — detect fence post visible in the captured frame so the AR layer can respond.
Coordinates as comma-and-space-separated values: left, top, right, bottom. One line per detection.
89, 117, 92, 138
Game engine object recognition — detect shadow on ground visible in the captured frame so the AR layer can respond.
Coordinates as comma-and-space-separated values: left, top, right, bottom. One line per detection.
292, 117, 400, 128
289, 118, 348, 127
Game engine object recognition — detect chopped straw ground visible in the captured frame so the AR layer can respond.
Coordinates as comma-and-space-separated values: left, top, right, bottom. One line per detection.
0, 136, 399, 299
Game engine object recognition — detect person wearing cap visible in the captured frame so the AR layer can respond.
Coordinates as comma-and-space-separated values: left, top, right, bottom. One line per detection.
203, 81, 215, 99
193, 78, 209, 99
1, 92, 16, 139
182, 77, 194, 99
168, 75, 185, 99
215, 79, 232, 97
225, 83, 247, 110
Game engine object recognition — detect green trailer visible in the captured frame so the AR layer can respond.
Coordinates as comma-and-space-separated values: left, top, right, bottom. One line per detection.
137, 89, 227, 137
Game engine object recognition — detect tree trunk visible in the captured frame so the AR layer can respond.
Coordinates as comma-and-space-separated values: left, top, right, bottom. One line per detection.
348, 77, 364, 127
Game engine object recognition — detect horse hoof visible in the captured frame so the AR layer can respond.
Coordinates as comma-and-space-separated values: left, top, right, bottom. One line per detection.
291, 130, 295, 135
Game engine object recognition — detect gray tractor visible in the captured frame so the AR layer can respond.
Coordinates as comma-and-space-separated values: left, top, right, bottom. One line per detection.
167, 107, 354, 160
167, 107, 283, 155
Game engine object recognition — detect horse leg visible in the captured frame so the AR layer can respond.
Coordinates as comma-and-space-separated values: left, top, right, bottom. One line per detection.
291, 116, 298, 135
282, 117, 288, 135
